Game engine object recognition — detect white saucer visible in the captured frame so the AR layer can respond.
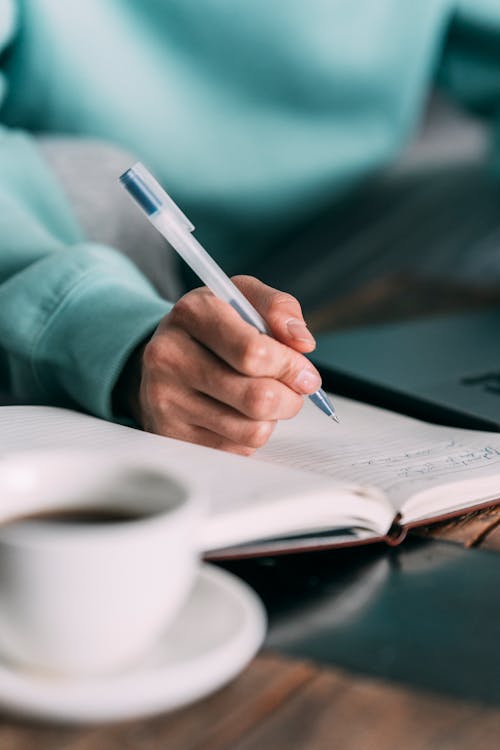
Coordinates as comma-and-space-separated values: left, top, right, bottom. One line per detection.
0, 564, 266, 724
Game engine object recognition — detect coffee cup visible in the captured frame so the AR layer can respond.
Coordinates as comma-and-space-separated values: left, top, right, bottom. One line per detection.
0, 450, 203, 676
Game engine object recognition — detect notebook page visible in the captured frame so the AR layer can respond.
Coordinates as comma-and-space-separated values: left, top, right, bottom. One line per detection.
259, 395, 500, 516
0, 406, 389, 547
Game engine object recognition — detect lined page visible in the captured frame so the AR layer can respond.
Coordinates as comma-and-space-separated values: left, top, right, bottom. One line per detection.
0, 406, 389, 547
259, 396, 500, 514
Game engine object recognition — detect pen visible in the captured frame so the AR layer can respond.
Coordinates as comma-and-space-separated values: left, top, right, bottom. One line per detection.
119, 162, 339, 422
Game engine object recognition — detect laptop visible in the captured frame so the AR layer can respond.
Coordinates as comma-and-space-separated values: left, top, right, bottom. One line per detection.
311, 308, 500, 431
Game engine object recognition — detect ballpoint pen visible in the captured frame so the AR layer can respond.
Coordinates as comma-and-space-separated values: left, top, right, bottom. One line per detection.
120, 162, 339, 422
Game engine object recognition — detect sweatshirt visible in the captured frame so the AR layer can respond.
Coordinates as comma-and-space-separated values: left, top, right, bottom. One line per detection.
0, 0, 498, 418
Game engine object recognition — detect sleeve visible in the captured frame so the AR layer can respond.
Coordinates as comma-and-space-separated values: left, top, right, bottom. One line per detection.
436, 1, 500, 167
0, 127, 169, 420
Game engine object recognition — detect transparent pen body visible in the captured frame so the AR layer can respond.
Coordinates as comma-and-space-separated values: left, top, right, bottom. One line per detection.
153, 212, 269, 333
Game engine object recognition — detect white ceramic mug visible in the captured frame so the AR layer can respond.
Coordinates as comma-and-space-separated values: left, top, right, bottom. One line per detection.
0, 450, 203, 676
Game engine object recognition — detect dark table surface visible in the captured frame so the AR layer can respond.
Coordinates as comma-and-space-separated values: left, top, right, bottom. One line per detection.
222, 537, 500, 706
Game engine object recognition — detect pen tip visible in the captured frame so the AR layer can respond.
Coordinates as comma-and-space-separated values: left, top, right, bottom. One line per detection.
331, 414, 340, 423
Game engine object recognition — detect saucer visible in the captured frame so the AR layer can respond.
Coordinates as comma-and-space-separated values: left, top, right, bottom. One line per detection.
0, 564, 266, 724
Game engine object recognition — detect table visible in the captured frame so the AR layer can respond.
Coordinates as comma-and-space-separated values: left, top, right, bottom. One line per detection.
4, 276, 500, 749
4, 649, 500, 750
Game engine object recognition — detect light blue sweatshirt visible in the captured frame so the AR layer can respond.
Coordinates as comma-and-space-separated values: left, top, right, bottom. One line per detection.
0, 0, 499, 419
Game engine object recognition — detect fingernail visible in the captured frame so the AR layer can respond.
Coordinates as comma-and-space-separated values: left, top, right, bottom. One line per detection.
286, 318, 315, 345
295, 366, 321, 394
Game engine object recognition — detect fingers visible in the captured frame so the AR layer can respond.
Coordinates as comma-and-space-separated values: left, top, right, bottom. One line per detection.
231, 275, 316, 353
172, 425, 261, 457
184, 426, 258, 456
145, 383, 277, 451
150, 329, 303, 420
135, 278, 319, 455
146, 420, 259, 457
168, 287, 322, 396
189, 392, 277, 448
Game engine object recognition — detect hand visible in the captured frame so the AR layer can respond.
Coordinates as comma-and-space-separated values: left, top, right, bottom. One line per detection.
123, 276, 322, 455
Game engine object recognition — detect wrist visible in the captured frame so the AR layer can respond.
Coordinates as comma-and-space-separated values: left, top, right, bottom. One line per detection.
112, 342, 145, 423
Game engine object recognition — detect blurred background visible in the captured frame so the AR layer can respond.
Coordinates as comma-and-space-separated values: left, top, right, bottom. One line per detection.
256, 90, 500, 329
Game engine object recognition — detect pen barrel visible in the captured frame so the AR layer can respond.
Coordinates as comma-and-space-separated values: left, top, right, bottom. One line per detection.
152, 213, 269, 333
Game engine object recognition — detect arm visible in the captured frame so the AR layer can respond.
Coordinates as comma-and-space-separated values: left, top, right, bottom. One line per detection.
0, 127, 168, 418
0, 129, 321, 452
0, 2, 168, 418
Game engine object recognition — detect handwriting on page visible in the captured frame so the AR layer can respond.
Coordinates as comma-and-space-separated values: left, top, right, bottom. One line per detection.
260, 401, 500, 509
358, 441, 500, 484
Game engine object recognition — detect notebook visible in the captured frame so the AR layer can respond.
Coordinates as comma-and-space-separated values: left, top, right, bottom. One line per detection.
311, 309, 500, 432
1, 396, 500, 557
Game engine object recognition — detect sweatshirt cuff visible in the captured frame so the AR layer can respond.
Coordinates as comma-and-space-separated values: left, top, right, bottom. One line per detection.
31, 251, 171, 420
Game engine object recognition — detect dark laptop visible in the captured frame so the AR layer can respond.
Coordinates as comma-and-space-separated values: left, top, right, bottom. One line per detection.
312, 308, 500, 431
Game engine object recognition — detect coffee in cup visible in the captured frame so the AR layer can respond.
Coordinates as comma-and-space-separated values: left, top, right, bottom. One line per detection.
0, 450, 203, 676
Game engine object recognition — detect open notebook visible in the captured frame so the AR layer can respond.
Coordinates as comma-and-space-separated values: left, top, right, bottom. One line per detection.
1, 395, 500, 558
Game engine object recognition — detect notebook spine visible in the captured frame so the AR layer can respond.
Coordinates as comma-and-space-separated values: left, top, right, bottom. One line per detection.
386, 513, 407, 546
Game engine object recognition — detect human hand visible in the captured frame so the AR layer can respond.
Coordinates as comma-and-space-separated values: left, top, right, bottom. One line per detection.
125, 276, 322, 455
